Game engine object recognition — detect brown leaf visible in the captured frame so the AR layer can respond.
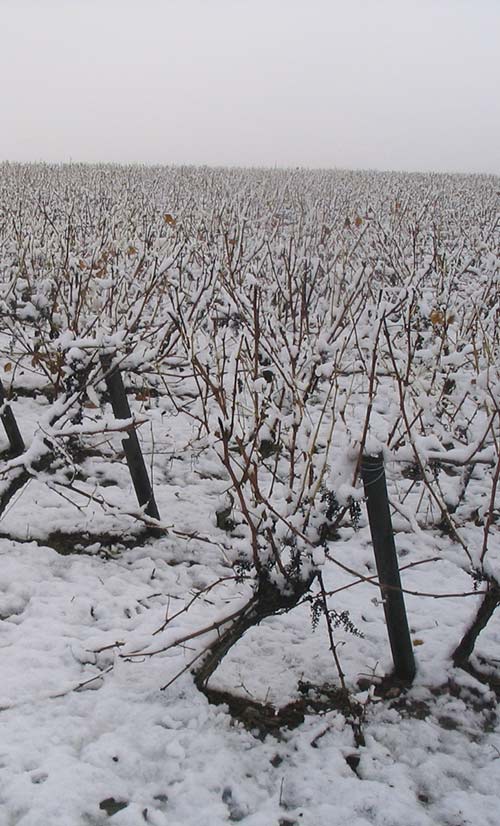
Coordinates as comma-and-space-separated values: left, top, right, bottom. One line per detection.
4, 362, 12, 372
430, 309, 445, 326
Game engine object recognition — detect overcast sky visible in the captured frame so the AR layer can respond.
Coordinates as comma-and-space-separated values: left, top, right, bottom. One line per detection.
1, 0, 498, 173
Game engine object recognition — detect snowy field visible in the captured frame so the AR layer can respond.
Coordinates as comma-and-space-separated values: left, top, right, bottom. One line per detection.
0, 163, 499, 825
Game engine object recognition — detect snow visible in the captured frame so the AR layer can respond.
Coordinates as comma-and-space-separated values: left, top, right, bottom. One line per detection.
0, 162, 498, 825
1, 527, 499, 825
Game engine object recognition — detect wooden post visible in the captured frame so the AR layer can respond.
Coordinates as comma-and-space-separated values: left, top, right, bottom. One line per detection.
361, 453, 416, 682
100, 354, 160, 523
0, 381, 25, 456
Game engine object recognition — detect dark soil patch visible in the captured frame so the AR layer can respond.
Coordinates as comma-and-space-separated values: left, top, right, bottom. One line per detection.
0, 528, 155, 557
201, 679, 365, 744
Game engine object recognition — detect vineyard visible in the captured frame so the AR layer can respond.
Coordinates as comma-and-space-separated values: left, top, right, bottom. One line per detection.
0, 162, 499, 825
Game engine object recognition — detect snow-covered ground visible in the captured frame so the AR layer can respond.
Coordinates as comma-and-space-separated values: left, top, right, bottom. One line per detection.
1, 527, 500, 826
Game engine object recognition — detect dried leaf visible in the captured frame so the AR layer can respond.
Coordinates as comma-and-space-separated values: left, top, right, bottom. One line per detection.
4, 362, 12, 372
430, 309, 445, 326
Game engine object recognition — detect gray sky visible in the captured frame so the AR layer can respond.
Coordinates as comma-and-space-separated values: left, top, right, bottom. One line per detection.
1, 0, 498, 173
